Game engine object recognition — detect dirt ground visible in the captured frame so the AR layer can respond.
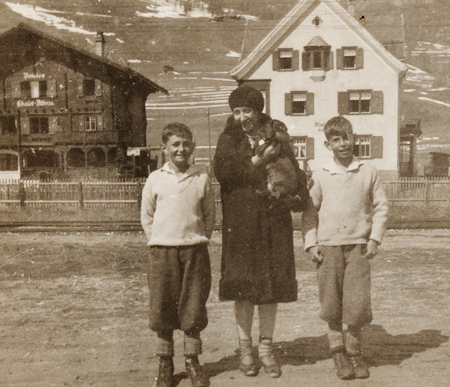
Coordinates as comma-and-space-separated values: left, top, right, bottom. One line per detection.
0, 230, 449, 386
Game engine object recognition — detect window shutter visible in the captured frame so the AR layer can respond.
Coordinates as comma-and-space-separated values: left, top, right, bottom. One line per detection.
12, 81, 21, 99
22, 118, 30, 134
292, 50, 299, 71
306, 137, 315, 159
79, 116, 84, 130
285, 93, 292, 115
356, 47, 364, 69
97, 114, 103, 130
49, 117, 58, 133
371, 136, 383, 158
338, 92, 349, 114
371, 91, 383, 114
306, 92, 314, 115
77, 79, 84, 97
95, 79, 102, 96
47, 79, 57, 98
336, 49, 343, 70
302, 52, 310, 71
0, 79, 4, 101
326, 51, 334, 70
272, 50, 280, 71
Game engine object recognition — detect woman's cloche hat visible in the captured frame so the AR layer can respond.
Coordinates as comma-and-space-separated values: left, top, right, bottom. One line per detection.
228, 85, 265, 113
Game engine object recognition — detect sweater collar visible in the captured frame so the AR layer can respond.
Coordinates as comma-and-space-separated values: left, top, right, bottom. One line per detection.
161, 162, 200, 180
323, 156, 364, 175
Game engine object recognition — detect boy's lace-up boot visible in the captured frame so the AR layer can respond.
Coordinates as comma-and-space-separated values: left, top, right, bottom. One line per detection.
153, 356, 174, 387
345, 329, 370, 379
329, 331, 354, 380
185, 356, 210, 387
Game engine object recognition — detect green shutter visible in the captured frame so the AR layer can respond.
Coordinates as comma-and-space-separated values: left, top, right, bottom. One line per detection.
356, 47, 364, 69
285, 93, 292, 116
371, 136, 383, 158
77, 79, 84, 97
306, 92, 314, 115
338, 92, 349, 114
22, 117, 30, 134
326, 51, 334, 71
97, 114, 103, 130
302, 52, 310, 71
292, 50, 299, 71
273, 50, 280, 71
49, 117, 58, 133
336, 49, 343, 70
371, 91, 383, 114
306, 137, 315, 159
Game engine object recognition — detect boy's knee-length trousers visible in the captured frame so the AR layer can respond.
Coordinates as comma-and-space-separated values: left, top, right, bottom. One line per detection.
317, 244, 372, 327
148, 244, 211, 335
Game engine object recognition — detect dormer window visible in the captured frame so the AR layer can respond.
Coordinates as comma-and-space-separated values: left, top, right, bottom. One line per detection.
302, 36, 332, 71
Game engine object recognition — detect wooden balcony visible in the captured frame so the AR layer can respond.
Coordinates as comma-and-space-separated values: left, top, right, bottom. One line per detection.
54, 131, 119, 145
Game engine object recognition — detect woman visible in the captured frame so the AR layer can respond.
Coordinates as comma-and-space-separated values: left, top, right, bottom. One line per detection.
214, 85, 309, 378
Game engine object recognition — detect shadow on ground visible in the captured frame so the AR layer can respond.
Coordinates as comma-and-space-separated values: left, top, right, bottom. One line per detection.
201, 324, 449, 379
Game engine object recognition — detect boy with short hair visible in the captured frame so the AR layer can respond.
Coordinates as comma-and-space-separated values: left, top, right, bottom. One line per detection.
141, 122, 215, 387
302, 116, 388, 380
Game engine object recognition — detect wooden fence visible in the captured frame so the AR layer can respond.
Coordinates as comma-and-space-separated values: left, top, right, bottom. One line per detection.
0, 179, 449, 208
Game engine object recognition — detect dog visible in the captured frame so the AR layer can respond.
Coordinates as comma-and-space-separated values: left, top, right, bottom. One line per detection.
254, 121, 299, 200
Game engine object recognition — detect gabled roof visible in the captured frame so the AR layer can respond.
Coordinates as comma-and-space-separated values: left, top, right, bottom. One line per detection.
231, 0, 406, 80
0, 23, 168, 95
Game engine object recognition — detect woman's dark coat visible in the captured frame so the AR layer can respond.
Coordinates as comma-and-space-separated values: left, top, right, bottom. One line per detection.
214, 114, 309, 304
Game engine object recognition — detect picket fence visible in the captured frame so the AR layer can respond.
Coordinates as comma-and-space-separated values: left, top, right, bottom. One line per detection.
0, 178, 449, 208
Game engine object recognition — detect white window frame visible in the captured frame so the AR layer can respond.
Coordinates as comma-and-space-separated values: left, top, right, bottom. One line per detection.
343, 48, 357, 69
355, 136, 371, 158
292, 137, 307, 160
292, 92, 307, 115
279, 50, 293, 70
349, 91, 371, 114
85, 116, 97, 131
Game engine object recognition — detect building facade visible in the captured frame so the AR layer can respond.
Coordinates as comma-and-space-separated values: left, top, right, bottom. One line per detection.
0, 24, 167, 180
230, 0, 407, 178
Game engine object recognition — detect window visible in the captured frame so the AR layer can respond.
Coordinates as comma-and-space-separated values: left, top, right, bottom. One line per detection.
273, 49, 299, 71
279, 50, 293, 70
0, 116, 16, 134
85, 116, 97, 131
337, 47, 363, 70
292, 93, 307, 114
352, 136, 383, 159
292, 138, 307, 160
343, 48, 356, 68
302, 36, 332, 71
349, 91, 371, 113
285, 92, 314, 115
0, 154, 18, 171
354, 136, 371, 158
338, 91, 383, 115
83, 79, 96, 96
30, 117, 49, 134
20, 81, 47, 99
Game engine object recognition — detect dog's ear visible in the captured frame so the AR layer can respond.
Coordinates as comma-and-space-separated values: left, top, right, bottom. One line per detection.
261, 121, 275, 140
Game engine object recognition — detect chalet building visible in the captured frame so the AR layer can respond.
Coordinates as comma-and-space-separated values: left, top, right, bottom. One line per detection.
0, 23, 167, 180
230, 0, 407, 179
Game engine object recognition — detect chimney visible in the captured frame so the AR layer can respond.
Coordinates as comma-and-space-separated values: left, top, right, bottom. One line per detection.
95, 32, 105, 57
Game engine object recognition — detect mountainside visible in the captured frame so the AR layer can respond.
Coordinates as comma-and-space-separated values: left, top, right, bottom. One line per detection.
1, 0, 450, 163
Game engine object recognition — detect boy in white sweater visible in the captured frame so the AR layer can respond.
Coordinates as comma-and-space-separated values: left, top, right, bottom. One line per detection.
141, 123, 215, 387
302, 116, 388, 380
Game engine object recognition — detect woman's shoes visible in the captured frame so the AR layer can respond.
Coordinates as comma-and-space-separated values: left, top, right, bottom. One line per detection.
259, 336, 282, 378
239, 339, 258, 376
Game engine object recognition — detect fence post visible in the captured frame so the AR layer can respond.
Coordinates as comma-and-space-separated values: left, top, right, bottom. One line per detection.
136, 179, 142, 208
425, 180, 430, 206
78, 182, 84, 208
19, 181, 25, 208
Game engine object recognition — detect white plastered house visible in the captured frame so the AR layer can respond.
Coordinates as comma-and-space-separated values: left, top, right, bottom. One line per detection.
230, 0, 407, 179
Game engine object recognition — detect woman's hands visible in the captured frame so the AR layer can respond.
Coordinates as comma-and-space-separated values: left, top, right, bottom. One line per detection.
251, 143, 281, 166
